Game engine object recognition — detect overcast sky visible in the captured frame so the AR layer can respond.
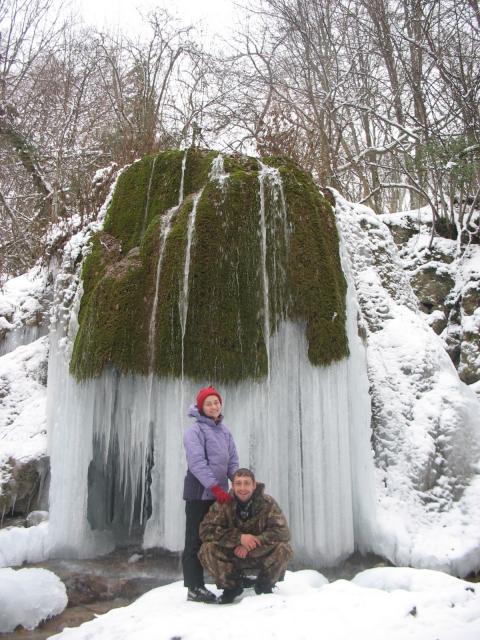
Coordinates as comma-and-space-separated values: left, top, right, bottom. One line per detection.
74, 0, 241, 38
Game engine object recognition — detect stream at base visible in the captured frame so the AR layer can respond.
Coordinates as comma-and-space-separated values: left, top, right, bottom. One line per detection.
0, 533, 398, 639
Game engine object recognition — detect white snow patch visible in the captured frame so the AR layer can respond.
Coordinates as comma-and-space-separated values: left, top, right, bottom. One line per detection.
335, 191, 480, 576
47, 569, 480, 640
0, 337, 48, 467
0, 267, 50, 356
0, 522, 50, 568
0, 566, 67, 632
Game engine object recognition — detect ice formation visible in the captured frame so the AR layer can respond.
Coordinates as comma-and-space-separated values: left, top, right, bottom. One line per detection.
1, 150, 479, 579
46, 154, 375, 566
0, 566, 67, 632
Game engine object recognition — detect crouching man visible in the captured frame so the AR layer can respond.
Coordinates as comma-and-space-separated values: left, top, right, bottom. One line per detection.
198, 468, 293, 604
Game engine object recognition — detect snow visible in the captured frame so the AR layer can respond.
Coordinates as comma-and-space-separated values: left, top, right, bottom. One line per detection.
335, 192, 480, 576
47, 568, 480, 640
0, 266, 50, 356
0, 337, 48, 466
0, 566, 67, 632
379, 206, 433, 227
0, 522, 50, 568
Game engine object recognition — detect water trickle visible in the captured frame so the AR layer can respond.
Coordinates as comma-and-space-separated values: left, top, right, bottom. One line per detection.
148, 150, 188, 369
179, 188, 204, 382
209, 154, 228, 191
178, 150, 187, 206
258, 163, 272, 379
141, 150, 188, 527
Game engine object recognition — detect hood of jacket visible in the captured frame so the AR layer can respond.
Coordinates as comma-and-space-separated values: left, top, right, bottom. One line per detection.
188, 403, 224, 427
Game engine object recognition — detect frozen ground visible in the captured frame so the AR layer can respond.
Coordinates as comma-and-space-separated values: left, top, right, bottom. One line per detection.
48, 568, 480, 640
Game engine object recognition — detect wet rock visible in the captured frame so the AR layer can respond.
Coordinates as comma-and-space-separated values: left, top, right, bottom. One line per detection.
459, 332, 480, 385
461, 283, 479, 316
425, 310, 447, 335
0, 456, 50, 516
62, 572, 164, 607
410, 266, 455, 315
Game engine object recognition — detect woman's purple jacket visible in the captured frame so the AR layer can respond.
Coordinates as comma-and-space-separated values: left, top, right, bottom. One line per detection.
183, 404, 239, 501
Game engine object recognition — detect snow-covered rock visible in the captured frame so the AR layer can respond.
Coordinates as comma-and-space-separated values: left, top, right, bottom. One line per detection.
335, 192, 480, 576
46, 569, 480, 640
26, 510, 49, 527
0, 566, 67, 632
0, 337, 49, 515
0, 267, 51, 357
380, 207, 480, 389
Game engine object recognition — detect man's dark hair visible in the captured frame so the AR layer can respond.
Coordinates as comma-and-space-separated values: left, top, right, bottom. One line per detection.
233, 468, 255, 482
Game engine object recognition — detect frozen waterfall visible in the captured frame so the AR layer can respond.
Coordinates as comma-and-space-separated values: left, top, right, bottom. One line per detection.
45, 153, 376, 566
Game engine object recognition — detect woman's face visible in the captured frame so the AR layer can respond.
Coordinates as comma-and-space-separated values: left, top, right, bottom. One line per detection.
202, 395, 222, 419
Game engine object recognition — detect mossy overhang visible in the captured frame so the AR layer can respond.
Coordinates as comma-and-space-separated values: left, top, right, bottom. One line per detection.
70, 148, 349, 382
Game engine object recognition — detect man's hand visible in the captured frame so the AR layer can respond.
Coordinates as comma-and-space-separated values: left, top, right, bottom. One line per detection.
240, 533, 261, 551
234, 545, 249, 559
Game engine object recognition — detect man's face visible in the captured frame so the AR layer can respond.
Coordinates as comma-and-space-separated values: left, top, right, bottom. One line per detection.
233, 475, 256, 502
202, 395, 222, 419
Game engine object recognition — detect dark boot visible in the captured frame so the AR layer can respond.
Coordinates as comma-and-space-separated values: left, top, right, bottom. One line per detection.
217, 584, 244, 604
187, 586, 217, 603
254, 579, 273, 595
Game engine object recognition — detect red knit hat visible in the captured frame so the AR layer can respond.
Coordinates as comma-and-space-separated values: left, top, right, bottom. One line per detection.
196, 386, 222, 412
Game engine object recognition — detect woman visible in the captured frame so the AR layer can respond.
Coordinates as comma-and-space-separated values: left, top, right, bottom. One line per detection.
182, 386, 239, 603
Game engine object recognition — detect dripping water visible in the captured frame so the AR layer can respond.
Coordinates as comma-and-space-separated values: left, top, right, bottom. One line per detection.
138, 150, 188, 528
258, 162, 272, 380
179, 188, 204, 384
209, 153, 228, 191
178, 150, 187, 206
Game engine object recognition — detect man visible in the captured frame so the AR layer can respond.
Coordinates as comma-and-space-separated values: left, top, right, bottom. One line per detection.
199, 468, 293, 604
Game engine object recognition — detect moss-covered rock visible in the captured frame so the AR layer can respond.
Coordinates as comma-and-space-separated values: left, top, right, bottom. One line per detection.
71, 149, 348, 382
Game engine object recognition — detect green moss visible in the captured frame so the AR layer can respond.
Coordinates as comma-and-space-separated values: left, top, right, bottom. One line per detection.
71, 149, 348, 382
265, 157, 349, 365
183, 173, 266, 381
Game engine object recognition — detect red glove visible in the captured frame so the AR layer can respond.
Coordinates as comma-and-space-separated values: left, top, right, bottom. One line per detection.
211, 484, 232, 503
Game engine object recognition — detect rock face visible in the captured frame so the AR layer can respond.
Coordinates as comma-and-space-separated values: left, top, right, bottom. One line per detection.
335, 193, 480, 575
380, 209, 480, 389
0, 457, 49, 516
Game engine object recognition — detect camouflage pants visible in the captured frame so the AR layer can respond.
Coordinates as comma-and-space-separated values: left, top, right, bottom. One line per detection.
198, 541, 293, 589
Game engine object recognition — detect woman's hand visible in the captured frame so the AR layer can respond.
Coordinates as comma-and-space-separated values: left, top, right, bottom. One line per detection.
211, 485, 232, 503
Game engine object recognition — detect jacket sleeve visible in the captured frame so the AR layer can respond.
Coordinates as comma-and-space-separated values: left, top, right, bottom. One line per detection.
199, 502, 242, 548
257, 498, 291, 545
184, 426, 217, 490
227, 431, 239, 481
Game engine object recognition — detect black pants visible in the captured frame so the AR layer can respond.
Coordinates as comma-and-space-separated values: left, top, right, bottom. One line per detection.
182, 499, 214, 588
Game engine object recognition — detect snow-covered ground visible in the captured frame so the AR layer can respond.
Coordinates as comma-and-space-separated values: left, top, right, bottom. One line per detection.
48, 568, 480, 640
0, 566, 67, 632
